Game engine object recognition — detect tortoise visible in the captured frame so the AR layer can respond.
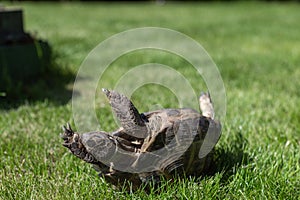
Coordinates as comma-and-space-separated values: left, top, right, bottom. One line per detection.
61, 88, 221, 189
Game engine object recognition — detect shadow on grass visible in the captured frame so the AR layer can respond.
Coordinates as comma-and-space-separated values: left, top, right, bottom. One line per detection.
0, 53, 75, 110
205, 130, 251, 183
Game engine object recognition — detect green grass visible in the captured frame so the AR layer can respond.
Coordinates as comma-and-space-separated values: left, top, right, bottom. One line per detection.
1, 1, 300, 199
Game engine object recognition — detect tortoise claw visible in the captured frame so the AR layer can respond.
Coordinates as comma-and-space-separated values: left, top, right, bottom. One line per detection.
61, 123, 76, 148
61, 123, 74, 137
67, 122, 73, 132
102, 88, 111, 98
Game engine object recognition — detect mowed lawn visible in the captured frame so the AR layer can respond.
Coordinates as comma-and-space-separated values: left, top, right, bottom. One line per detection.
1, 1, 300, 199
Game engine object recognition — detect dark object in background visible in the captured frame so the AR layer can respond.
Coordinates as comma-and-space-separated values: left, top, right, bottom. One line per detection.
0, 7, 51, 93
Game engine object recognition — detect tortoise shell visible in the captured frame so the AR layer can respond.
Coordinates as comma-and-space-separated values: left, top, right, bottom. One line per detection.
61, 89, 221, 189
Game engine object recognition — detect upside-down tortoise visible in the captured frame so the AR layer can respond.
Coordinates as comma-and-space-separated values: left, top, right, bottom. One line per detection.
61, 89, 221, 189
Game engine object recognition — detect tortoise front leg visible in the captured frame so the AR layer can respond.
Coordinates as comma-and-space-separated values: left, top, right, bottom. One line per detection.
61, 124, 142, 188
61, 123, 99, 164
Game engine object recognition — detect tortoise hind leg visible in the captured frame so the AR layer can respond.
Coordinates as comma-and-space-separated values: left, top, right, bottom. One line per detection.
199, 92, 215, 119
102, 88, 149, 139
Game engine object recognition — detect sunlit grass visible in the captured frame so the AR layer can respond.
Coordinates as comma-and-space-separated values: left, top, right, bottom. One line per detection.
1, 1, 300, 199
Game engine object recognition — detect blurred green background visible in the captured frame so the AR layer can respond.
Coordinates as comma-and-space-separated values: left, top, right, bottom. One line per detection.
0, 1, 299, 199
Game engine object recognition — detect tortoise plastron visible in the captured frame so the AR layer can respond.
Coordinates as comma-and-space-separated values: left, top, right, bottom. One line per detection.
61, 89, 221, 189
